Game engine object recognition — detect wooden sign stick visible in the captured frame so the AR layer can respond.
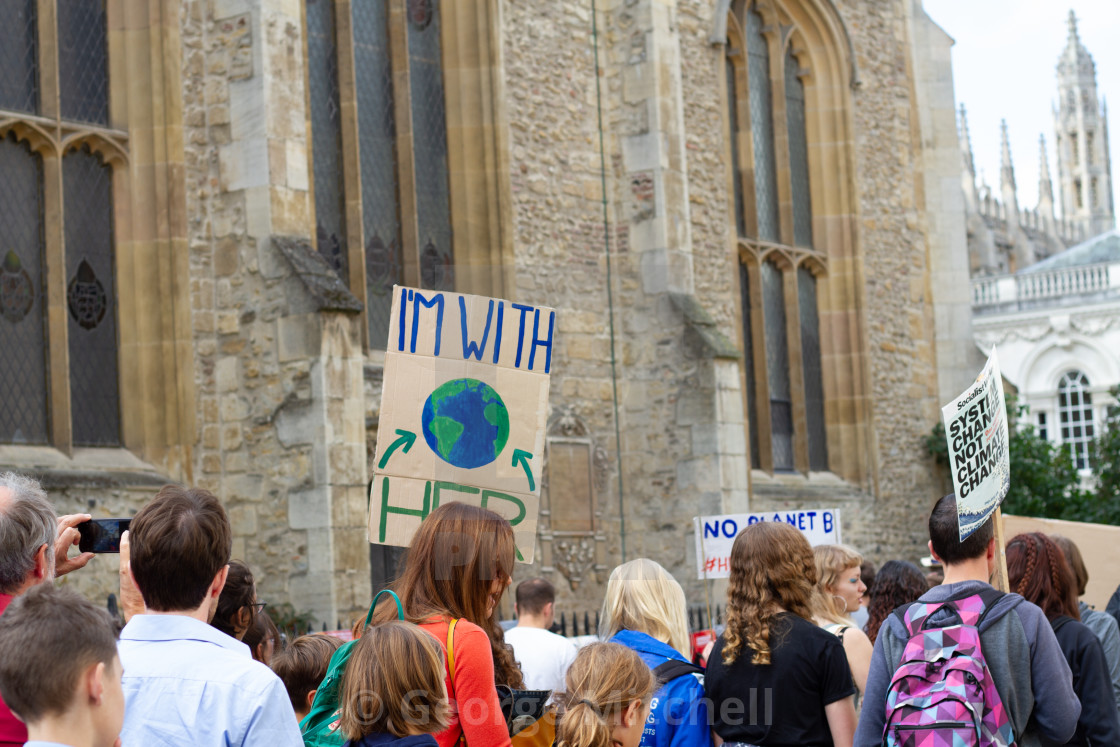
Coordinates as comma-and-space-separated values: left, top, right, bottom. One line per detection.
991, 506, 1010, 592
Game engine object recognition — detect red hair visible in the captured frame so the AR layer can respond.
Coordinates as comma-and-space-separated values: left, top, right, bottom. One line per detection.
1005, 532, 1079, 621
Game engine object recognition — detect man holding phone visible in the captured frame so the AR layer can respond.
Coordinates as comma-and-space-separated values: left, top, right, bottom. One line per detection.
0, 471, 97, 747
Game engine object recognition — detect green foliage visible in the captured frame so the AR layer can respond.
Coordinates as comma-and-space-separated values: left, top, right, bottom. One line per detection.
1000, 397, 1089, 521
925, 393, 1098, 523
1089, 389, 1120, 524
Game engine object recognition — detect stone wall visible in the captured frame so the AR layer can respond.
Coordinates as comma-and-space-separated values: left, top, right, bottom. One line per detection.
3, 0, 970, 625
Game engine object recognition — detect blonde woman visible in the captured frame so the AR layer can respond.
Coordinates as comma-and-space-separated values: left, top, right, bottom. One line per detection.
810, 545, 873, 697
555, 643, 656, 747
599, 559, 713, 747
705, 522, 856, 746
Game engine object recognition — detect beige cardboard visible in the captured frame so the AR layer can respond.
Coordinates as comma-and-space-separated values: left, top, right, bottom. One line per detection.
373, 350, 548, 495
368, 286, 553, 564
387, 285, 555, 375
1002, 514, 1120, 610
368, 474, 538, 563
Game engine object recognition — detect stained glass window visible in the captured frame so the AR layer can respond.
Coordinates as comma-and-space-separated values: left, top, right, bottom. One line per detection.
353, 0, 402, 348
408, 0, 454, 292
740, 262, 760, 468
0, 0, 39, 114
786, 48, 813, 248
727, 57, 747, 238
57, 0, 109, 125
799, 267, 826, 470
1058, 371, 1094, 470
762, 261, 792, 470
745, 9, 778, 243
64, 147, 120, 446
306, 0, 348, 280
0, 134, 49, 444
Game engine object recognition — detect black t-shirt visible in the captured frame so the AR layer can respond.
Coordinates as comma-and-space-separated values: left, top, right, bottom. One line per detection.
704, 612, 855, 746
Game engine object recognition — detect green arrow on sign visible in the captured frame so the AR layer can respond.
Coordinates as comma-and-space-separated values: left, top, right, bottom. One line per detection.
377, 429, 417, 470
512, 449, 535, 492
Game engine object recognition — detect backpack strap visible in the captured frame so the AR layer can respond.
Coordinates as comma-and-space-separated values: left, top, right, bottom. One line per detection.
894, 586, 1007, 635
652, 658, 704, 683
446, 619, 466, 747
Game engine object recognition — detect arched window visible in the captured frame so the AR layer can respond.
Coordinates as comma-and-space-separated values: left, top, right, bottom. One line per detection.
0, 0, 123, 448
306, 0, 457, 350
1058, 371, 1094, 470
727, 1, 827, 473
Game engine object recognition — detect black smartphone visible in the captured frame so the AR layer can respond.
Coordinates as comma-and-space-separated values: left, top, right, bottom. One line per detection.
77, 519, 131, 553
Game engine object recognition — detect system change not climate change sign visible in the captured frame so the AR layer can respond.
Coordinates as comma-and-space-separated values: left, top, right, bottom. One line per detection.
942, 349, 1010, 541
367, 286, 554, 563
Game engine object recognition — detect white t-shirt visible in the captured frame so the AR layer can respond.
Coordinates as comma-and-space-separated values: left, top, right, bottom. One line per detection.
504, 625, 579, 693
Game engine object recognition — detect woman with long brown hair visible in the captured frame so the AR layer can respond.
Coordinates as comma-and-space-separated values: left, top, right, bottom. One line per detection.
862, 560, 928, 645
1006, 532, 1120, 746
369, 502, 523, 747
705, 521, 856, 746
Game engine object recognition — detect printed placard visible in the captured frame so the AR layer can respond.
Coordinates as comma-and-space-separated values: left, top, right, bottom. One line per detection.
368, 286, 554, 563
942, 349, 1010, 541
694, 509, 841, 579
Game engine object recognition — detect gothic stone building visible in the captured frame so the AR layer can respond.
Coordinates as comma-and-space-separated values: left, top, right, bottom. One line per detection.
961, 12, 1116, 279
0, 0, 978, 624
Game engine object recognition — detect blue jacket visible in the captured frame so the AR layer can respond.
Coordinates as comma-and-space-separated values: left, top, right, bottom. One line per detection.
611, 630, 713, 747
344, 733, 439, 747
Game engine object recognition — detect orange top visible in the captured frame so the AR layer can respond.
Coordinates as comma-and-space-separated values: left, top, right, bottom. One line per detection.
419, 617, 512, 747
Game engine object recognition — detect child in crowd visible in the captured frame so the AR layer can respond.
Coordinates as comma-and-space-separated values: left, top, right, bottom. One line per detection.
554, 642, 656, 747
271, 633, 344, 723
0, 585, 124, 747
245, 609, 283, 664
338, 620, 450, 747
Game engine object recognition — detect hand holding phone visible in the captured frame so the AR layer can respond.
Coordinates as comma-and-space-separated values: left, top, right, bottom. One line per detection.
77, 519, 132, 553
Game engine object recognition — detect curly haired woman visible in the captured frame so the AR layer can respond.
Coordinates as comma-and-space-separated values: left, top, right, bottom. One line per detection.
861, 560, 927, 645
704, 522, 856, 747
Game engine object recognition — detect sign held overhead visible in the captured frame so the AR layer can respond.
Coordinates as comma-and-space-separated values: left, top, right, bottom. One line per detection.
694, 509, 841, 579
942, 349, 1010, 542
368, 286, 554, 563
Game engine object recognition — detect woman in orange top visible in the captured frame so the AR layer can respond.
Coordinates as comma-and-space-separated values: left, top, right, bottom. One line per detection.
370, 502, 523, 747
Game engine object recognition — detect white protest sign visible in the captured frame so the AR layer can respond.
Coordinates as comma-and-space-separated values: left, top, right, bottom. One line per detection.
942, 348, 1010, 541
368, 286, 554, 563
693, 509, 841, 579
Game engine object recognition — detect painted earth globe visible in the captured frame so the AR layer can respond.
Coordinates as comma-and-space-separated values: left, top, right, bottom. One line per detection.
421, 378, 510, 469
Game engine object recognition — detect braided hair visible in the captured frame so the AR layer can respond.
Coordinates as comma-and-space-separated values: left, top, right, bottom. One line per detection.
1005, 532, 1080, 621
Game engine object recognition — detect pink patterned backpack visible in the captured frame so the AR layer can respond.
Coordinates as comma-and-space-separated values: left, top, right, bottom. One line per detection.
882, 588, 1016, 746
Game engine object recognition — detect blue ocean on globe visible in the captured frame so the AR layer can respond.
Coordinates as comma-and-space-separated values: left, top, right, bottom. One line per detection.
421, 378, 511, 469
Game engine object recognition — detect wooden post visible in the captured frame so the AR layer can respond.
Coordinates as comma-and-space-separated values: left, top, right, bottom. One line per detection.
991, 507, 1010, 591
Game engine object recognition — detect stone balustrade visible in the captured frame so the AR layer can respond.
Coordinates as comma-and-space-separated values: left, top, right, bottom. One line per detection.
972, 262, 1120, 310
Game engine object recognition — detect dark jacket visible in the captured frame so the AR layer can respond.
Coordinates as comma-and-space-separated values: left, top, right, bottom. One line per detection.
344, 733, 440, 747
1046, 615, 1120, 746
855, 580, 1079, 747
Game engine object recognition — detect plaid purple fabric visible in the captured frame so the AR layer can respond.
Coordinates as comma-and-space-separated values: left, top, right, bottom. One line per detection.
882, 593, 1016, 746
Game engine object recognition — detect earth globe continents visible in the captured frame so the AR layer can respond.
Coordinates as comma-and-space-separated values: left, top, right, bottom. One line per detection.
421, 378, 510, 469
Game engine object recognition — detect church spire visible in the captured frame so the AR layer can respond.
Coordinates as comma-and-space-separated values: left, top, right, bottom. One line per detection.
1055, 8, 1114, 235
1000, 119, 1017, 200
959, 104, 979, 212
1039, 134, 1055, 221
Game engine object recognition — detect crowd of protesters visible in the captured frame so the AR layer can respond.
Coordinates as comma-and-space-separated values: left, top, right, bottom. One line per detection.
3, 470, 1120, 746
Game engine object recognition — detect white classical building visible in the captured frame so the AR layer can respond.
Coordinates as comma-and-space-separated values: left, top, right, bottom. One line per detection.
972, 230, 1120, 469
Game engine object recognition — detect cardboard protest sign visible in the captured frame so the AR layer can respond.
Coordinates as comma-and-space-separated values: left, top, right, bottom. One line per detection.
693, 509, 841, 579
942, 349, 1010, 541
368, 286, 554, 562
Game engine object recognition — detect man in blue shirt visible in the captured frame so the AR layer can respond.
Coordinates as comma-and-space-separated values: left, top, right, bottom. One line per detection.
118, 484, 303, 747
